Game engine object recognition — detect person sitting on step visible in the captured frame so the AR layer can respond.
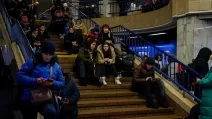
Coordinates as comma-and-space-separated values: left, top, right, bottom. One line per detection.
63, 27, 80, 54
58, 72, 80, 119
97, 42, 122, 85
75, 39, 100, 86
132, 57, 168, 108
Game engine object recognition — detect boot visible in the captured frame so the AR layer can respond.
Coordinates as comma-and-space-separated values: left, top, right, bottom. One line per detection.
115, 77, 122, 85
100, 77, 107, 85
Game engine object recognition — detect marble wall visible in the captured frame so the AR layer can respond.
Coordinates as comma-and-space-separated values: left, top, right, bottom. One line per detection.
177, 15, 212, 64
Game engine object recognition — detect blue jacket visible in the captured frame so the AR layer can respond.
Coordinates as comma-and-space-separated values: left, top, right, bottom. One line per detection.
60, 80, 80, 105
64, 23, 73, 35
17, 58, 65, 100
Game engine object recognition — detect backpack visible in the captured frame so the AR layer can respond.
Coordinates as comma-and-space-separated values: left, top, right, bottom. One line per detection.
120, 54, 134, 71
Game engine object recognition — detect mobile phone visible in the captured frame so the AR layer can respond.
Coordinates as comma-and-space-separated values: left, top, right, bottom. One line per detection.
61, 98, 67, 102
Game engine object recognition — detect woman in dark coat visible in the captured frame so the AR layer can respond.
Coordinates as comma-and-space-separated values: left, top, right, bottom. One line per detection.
194, 47, 212, 98
75, 39, 99, 86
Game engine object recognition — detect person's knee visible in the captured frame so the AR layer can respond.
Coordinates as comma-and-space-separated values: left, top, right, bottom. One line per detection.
43, 104, 57, 117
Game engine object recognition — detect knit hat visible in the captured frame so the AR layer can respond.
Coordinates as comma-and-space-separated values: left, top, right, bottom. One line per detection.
145, 57, 154, 65
41, 41, 56, 55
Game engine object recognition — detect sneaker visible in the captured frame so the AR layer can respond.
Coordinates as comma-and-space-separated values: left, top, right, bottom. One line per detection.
115, 77, 122, 85
100, 77, 107, 85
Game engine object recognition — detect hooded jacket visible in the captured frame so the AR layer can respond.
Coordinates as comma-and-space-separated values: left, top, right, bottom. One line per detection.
194, 47, 212, 76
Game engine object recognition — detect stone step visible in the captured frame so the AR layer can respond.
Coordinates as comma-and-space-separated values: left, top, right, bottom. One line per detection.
78, 84, 131, 90
80, 91, 138, 99
78, 98, 145, 108
121, 114, 182, 119
79, 95, 140, 101
78, 106, 174, 118
55, 52, 69, 55
75, 77, 132, 83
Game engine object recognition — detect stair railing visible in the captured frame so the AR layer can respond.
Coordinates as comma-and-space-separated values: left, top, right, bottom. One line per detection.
110, 25, 202, 102
0, 0, 34, 60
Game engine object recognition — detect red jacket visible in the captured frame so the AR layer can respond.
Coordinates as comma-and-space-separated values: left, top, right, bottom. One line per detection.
88, 32, 98, 39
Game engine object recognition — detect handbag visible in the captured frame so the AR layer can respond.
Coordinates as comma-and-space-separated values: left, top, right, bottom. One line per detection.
30, 66, 53, 104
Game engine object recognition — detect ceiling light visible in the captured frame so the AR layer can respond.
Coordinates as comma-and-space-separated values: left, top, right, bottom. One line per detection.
148, 32, 167, 36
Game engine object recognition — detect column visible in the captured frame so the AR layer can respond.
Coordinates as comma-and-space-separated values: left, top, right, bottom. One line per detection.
71, 0, 79, 19
177, 15, 212, 64
100, 0, 112, 17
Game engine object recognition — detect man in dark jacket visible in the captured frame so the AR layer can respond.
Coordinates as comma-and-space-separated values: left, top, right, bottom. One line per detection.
58, 73, 80, 119
132, 57, 168, 108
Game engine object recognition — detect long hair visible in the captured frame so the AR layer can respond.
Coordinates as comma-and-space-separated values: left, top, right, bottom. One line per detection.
86, 39, 96, 50
102, 42, 112, 58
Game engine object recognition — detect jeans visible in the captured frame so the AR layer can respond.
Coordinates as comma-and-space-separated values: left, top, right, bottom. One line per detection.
20, 101, 57, 119
132, 79, 166, 105
60, 104, 78, 119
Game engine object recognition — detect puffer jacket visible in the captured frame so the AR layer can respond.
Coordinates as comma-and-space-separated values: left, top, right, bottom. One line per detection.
73, 22, 88, 37
198, 67, 212, 119
17, 58, 65, 100
97, 44, 116, 64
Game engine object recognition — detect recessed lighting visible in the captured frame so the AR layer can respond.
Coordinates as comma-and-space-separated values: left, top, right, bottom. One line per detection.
148, 32, 167, 36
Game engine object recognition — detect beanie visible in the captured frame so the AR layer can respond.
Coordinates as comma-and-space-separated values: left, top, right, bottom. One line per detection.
41, 41, 56, 55
145, 57, 155, 65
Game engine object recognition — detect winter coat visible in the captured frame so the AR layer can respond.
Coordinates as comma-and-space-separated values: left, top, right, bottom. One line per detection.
198, 67, 212, 119
73, 23, 88, 37
60, 80, 80, 105
133, 61, 155, 82
97, 44, 116, 64
17, 58, 65, 101
76, 48, 98, 64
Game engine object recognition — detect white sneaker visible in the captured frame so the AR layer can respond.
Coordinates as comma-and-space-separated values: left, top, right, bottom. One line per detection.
101, 77, 107, 85
115, 77, 122, 85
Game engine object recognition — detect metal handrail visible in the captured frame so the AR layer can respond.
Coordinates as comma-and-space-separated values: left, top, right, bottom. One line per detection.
111, 25, 204, 79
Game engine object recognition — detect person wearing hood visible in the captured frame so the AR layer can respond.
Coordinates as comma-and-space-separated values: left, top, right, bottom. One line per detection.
185, 47, 212, 119
73, 19, 88, 39
17, 41, 65, 119
97, 24, 114, 46
196, 51, 212, 119
58, 73, 80, 119
63, 27, 80, 54
132, 57, 168, 109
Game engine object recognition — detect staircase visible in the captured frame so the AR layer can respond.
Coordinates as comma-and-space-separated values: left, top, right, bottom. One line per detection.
49, 34, 183, 119
0, 0, 198, 119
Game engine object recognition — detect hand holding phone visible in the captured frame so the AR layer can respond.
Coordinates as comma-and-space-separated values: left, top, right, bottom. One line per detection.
44, 79, 54, 87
